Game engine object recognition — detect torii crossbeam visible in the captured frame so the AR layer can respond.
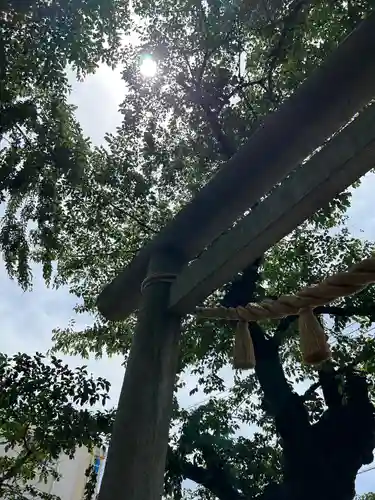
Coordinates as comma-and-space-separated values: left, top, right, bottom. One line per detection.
97, 13, 375, 500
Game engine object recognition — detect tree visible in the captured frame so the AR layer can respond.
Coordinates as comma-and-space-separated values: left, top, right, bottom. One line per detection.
51, 0, 374, 356
163, 258, 375, 500
0, 0, 129, 288
357, 494, 375, 500
0, 352, 114, 500
3, 0, 375, 498
48, 0, 375, 498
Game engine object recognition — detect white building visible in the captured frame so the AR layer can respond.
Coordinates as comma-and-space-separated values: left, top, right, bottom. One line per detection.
0, 443, 106, 500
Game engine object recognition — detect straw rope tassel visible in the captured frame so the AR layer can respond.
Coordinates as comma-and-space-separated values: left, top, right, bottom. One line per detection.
196, 257, 375, 370
233, 320, 256, 369
298, 308, 331, 365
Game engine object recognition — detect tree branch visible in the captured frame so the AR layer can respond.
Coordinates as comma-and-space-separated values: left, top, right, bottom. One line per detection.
0, 482, 33, 500
252, 323, 296, 412
197, 48, 210, 84
106, 199, 157, 234
168, 447, 246, 500
221, 259, 309, 447
319, 305, 375, 320
199, 102, 236, 159
302, 380, 320, 402
0, 448, 33, 486
303, 346, 375, 402
176, 67, 236, 159
273, 304, 375, 345
265, 0, 316, 105
221, 257, 263, 308
227, 77, 266, 101
273, 315, 298, 343
181, 51, 194, 79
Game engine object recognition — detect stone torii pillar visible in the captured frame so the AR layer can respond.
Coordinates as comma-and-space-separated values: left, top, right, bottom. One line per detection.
97, 248, 185, 500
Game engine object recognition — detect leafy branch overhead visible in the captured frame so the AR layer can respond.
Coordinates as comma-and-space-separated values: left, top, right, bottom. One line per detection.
0, 0, 130, 288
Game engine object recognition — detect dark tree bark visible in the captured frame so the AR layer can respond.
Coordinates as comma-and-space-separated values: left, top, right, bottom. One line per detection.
216, 261, 375, 500
167, 329, 375, 500
166, 446, 247, 500
251, 322, 375, 500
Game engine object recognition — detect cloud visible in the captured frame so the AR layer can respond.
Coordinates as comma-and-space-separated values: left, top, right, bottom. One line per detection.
0, 260, 124, 406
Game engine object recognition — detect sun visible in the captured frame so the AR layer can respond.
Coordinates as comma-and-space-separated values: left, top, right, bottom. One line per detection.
140, 56, 157, 78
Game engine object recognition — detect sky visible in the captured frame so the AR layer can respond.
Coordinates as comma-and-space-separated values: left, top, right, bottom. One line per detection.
1, 62, 375, 496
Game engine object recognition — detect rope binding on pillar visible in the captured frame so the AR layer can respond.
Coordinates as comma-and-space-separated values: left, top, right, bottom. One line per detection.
196, 257, 375, 370
141, 273, 178, 293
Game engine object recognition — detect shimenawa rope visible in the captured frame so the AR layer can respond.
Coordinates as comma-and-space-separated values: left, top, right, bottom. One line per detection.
196, 257, 375, 370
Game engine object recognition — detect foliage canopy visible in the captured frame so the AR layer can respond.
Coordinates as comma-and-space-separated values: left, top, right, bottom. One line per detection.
0, 0, 129, 287
0, 353, 114, 500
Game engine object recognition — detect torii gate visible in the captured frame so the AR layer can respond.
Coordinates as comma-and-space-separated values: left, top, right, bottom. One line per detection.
97, 13, 375, 500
